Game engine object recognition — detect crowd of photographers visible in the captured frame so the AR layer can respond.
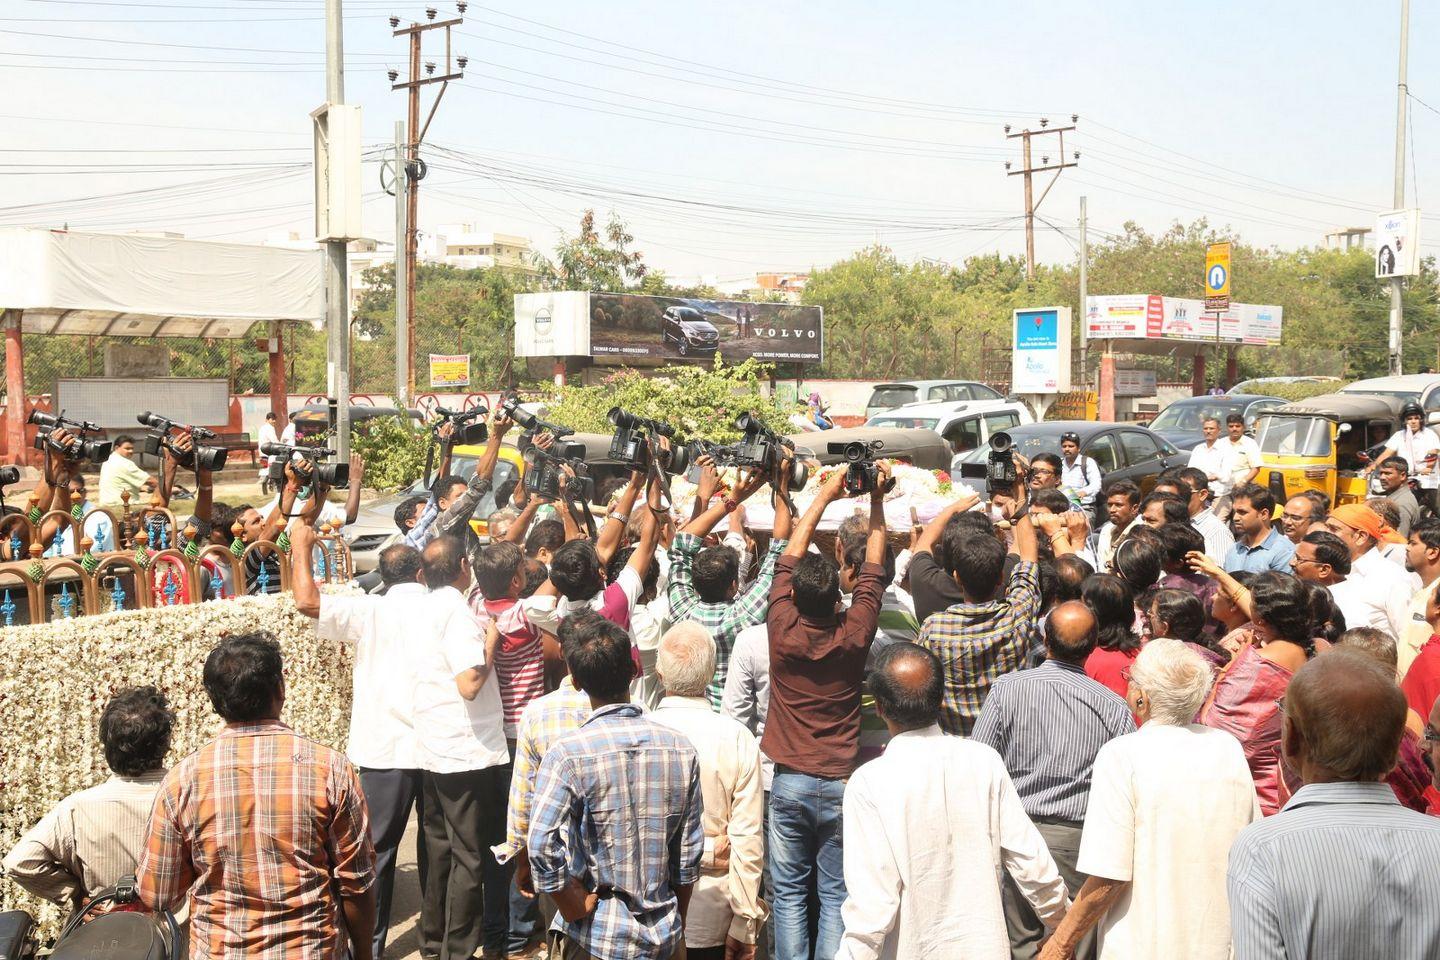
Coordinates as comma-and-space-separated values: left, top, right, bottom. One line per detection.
8, 397, 1440, 960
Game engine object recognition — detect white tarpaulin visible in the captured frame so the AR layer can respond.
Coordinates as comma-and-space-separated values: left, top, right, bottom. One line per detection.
0, 227, 324, 338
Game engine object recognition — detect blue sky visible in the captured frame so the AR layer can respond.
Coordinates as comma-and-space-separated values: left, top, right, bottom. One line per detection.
3, 0, 1437, 281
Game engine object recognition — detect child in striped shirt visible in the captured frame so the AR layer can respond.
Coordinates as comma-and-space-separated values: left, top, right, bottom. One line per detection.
469, 541, 545, 742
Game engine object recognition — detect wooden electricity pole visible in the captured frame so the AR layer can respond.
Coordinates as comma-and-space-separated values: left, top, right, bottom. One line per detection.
390, 6, 465, 401
1005, 117, 1079, 282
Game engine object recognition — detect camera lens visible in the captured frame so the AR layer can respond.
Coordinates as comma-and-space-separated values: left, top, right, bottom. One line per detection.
0, 466, 19, 486
992, 431, 1013, 454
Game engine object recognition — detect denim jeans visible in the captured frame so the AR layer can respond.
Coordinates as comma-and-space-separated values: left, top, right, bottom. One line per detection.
768, 769, 847, 960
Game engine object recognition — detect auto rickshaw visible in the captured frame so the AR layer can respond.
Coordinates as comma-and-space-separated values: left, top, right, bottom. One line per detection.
1251, 393, 1405, 508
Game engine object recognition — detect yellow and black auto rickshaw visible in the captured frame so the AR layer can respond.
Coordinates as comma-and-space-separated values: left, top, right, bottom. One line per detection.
1251, 393, 1406, 508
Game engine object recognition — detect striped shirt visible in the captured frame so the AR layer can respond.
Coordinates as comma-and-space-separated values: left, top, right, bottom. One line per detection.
668, 531, 787, 708
494, 677, 591, 863
136, 721, 376, 960
1192, 508, 1235, 563
917, 560, 1042, 735
529, 703, 704, 960
469, 591, 546, 738
0, 771, 165, 909
971, 659, 1135, 822
1228, 781, 1440, 959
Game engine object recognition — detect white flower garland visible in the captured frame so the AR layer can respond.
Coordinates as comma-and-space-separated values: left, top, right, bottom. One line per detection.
0, 594, 355, 935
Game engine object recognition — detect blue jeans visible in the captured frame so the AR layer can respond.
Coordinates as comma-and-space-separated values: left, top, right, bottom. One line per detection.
768, 769, 847, 960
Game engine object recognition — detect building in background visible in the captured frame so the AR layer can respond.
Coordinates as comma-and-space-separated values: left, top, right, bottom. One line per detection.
424, 224, 536, 272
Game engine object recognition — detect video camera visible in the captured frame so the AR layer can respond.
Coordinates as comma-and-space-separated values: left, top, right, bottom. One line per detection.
827, 439, 893, 496
136, 411, 228, 472
986, 431, 1021, 495
500, 395, 572, 440
28, 410, 113, 464
731, 412, 809, 491
260, 442, 350, 489
0, 465, 19, 487
433, 404, 489, 446
608, 407, 690, 476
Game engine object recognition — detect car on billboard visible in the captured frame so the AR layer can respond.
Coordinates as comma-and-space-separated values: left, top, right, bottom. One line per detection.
660, 306, 720, 356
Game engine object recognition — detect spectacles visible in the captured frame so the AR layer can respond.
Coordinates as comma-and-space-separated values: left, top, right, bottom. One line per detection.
1292, 555, 1322, 566
1424, 726, 1440, 745
1031, 468, 1057, 477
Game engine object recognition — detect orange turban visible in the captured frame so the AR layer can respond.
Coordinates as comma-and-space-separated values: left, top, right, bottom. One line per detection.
1330, 503, 1405, 545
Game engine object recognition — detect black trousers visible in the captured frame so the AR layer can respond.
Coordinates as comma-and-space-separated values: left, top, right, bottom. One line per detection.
357, 767, 426, 960
1001, 818, 1096, 960
421, 766, 511, 960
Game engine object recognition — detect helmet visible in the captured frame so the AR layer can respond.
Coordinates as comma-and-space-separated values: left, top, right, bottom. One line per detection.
1402, 401, 1424, 421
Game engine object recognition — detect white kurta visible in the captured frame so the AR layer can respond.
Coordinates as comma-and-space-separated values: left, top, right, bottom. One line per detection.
836, 726, 1066, 960
1078, 723, 1260, 960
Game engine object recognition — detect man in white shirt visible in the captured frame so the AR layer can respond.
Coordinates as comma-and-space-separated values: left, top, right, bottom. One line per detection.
412, 536, 510, 960
1186, 417, 1234, 509
280, 414, 298, 446
1059, 432, 1103, 512
257, 412, 280, 487
1095, 481, 1141, 571
291, 522, 427, 960
1222, 413, 1262, 514
1324, 503, 1421, 641
651, 622, 767, 960
836, 642, 1067, 960
1368, 402, 1440, 510
1289, 531, 1380, 637
97, 434, 155, 507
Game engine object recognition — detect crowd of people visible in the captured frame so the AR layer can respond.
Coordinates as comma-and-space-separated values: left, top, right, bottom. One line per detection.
5, 402, 1440, 960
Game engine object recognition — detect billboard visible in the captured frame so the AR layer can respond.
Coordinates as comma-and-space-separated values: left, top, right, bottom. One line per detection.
515, 291, 823, 363
1375, 208, 1421, 278
1084, 295, 1281, 346
429, 353, 471, 388
1012, 307, 1071, 393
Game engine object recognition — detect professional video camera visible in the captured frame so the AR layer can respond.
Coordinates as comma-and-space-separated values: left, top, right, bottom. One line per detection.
136, 411, 228, 472
986, 431, 1021, 496
260, 442, 350, 489
607, 407, 690, 476
0, 465, 19, 488
827, 439, 893, 497
732, 412, 809, 491
432, 404, 489, 446
28, 410, 113, 464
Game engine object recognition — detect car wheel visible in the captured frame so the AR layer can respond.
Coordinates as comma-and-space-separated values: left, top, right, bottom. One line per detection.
678, 340, 689, 356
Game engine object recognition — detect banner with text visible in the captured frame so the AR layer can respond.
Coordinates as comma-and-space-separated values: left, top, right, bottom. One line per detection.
1083, 295, 1281, 346
1012, 307, 1071, 393
428, 353, 471, 388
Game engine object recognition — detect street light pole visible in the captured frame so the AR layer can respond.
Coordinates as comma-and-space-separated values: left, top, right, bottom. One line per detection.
1389, 0, 1410, 375
325, 0, 351, 459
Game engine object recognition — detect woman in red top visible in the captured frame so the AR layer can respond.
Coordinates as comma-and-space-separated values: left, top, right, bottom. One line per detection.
1082, 573, 1141, 698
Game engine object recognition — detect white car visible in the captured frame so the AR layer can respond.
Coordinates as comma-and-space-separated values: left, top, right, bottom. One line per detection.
865, 398, 1034, 459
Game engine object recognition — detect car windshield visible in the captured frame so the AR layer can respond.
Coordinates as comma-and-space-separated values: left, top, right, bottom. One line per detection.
1149, 402, 1242, 432
1255, 415, 1331, 458
868, 387, 918, 410
868, 415, 938, 429
957, 431, 1062, 464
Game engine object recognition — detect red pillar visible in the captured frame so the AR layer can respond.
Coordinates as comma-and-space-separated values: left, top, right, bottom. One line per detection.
1225, 347, 1238, 390
1098, 341, 1117, 422
552, 358, 567, 387
267, 321, 288, 421
1192, 349, 1206, 397
4, 311, 27, 464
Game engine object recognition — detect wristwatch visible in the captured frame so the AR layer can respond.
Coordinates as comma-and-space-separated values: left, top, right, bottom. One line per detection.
608, 511, 629, 525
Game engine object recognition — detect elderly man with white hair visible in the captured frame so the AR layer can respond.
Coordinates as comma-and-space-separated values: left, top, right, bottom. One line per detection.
1039, 638, 1260, 960
650, 622, 767, 960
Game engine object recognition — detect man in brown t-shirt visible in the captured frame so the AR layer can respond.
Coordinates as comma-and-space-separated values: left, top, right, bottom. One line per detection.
763, 460, 890, 960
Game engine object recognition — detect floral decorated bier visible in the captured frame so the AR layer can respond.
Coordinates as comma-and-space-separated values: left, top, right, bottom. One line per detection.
667, 460, 961, 533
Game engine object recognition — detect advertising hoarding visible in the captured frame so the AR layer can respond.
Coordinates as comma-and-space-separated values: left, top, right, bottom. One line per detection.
1084, 295, 1281, 346
1114, 368, 1158, 397
1012, 307, 1072, 393
1375, 208, 1421, 278
514, 292, 823, 363
429, 354, 471, 388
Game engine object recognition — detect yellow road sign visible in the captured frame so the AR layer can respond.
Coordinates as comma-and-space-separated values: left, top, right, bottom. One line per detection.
1205, 241, 1231, 311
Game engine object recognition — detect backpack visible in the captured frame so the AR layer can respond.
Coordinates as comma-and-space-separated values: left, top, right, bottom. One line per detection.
49, 876, 184, 960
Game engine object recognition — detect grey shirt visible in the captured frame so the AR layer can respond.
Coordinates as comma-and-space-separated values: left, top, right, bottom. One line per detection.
1386, 483, 1422, 538
1228, 781, 1440, 959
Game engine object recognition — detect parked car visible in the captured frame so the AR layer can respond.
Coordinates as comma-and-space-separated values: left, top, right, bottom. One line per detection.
661, 305, 720, 356
1340, 374, 1440, 424
865, 398, 1033, 457
1143, 394, 1286, 451
954, 421, 1189, 520
1227, 376, 1340, 396
864, 380, 1004, 420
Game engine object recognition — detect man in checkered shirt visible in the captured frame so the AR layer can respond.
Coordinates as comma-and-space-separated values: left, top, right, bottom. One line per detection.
668, 458, 792, 708
527, 615, 704, 960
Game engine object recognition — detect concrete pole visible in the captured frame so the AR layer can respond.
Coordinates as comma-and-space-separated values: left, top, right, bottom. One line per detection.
325, 0, 351, 460
1078, 195, 1088, 390
1389, 0, 1409, 375
394, 120, 409, 412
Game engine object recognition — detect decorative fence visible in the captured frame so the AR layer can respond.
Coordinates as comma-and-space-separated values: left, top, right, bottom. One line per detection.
0, 490, 353, 626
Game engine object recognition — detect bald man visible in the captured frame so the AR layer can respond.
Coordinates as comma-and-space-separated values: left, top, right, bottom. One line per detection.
1228, 650, 1440, 958
974, 603, 1134, 960
836, 643, 1066, 960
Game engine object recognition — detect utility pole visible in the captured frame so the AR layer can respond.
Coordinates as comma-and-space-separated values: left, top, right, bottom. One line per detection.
1078, 195, 1088, 388
324, 0, 350, 460
390, 5, 466, 399
392, 120, 409, 409
1389, 0, 1410, 375
1005, 116, 1079, 282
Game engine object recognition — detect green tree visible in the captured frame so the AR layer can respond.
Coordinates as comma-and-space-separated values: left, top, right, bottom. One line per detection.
536, 209, 648, 293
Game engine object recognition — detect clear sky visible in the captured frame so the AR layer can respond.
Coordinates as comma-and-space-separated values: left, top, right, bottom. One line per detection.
3, 0, 1437, 282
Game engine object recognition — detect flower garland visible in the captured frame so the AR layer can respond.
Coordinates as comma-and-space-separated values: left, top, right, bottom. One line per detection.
0, 594, 355, 934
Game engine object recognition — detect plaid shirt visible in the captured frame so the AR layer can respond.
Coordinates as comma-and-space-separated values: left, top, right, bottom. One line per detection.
668, 531, 787, 708
917, 560, 1041, 735
136, 721, 376, 960
528, 703, 704, 960
494, 677, 591, 863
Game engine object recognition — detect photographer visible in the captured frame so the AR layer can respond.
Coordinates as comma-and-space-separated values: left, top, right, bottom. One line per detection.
28, 428, 115, 555
235, 461, 309, 594
406, 410, 513, 552
97, 434, 156, 507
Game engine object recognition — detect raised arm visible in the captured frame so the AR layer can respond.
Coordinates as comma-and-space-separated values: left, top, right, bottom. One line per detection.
436, 412, 511, 537
289, 521, 321, 618
343, 453, 365, 525
913, 488, 981, 558
504, 493, 543, 546
455, 618, 504, 701
1186, 550, 1255, 621
864, 462, 891, 567
596, 471, 644, 567
783, 468, 848, 560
